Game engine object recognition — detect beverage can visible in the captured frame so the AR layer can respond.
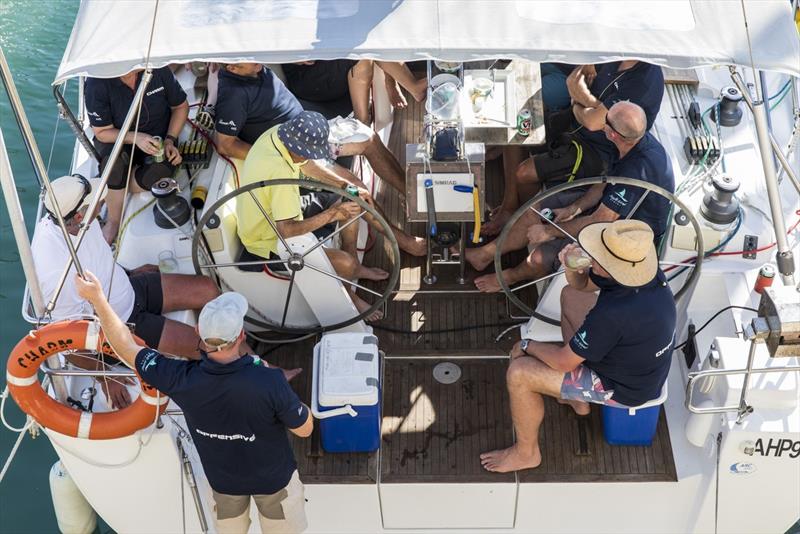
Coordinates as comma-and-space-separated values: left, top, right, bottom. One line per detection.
517, 109, 532, 136
152, 136, 165, 163
564, 247, 592, 270
344, 184, 360, 202
754, 264, 775, 294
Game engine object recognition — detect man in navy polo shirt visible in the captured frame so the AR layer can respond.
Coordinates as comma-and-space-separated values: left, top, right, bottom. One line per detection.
485, 60, 664, 235
85, 67, 189, 243
213, 62, 411, 197
467, 101, 674, 293
213, 63, 304, 158
75, 273, 313, 533
480, 220, 675, 472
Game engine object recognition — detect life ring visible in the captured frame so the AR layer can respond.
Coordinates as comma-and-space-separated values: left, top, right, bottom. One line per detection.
6, 319, 168, 440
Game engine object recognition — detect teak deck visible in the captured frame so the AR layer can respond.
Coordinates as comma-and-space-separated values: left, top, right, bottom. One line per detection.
254, 83, 677, 485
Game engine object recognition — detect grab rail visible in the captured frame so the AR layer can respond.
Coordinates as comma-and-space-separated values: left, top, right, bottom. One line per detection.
685, 316, 800, 424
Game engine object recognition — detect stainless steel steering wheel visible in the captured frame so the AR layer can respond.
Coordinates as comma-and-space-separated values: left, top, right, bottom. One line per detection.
192, 178, 400, 334
494, 176, 704, 324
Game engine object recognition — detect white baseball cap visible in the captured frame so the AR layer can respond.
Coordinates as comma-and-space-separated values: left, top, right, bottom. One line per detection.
44, 174, 107, 219
198, 292, 248, 346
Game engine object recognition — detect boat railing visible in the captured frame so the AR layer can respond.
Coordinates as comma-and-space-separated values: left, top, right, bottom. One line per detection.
685, 306, 800, 423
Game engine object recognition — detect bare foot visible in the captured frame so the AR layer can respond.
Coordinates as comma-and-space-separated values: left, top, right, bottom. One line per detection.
385, 78, 408, 109
558, 398, 591, 416
475, 266, 528, 293
357, 266, 389, 281
410, 78, 428, 102
481, 208, 513, 237
480, 445, 542, 473
462, 246, 494, 272
474, 272, 502, 293
398, 235, 427, 257
353, 295, 385, 322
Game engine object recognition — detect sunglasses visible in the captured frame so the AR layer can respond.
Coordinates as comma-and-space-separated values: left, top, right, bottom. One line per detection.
604, 118, 637, 140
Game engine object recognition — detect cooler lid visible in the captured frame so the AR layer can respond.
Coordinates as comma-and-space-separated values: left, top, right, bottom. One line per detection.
318, 333, 380, 407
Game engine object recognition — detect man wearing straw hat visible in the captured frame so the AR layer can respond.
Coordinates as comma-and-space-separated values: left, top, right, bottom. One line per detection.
480, 219, 676, 473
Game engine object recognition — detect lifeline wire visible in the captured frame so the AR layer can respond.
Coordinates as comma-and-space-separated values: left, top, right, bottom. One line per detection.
674, 305, 758, 352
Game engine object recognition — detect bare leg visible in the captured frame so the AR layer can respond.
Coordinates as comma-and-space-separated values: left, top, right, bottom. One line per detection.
157, 318, 203, 358
480, 354, 564, 472
103, 189, 124, 244
482, 147, 528, 236
462, 210, 539, 271
340, 132, 405, 194
348, 60, 374, 125
474, 248, 547, 293
516, 157, 543, 205
324, 248, 384, 321
363, 209, 426, 257
160, 273, 220, 312
376, 61, 427, 102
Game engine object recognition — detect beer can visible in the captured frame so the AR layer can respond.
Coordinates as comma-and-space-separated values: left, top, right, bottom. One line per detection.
343, 184, 360, 202
754, 264, 775, 294
152, 136, 165, 163
517, 109, 532, 137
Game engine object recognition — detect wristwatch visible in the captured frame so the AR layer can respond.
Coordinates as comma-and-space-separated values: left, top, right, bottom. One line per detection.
164, 134, 179, 145
519, 339, 532, 355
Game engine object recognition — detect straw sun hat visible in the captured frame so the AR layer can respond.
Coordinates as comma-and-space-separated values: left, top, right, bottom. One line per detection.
577, 220, 658, 288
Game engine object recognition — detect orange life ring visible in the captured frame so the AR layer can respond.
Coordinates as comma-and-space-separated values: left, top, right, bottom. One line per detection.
6, 319, 168, 440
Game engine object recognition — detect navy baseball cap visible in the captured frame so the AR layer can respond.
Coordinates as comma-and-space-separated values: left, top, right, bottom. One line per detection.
277, 111, 330, 161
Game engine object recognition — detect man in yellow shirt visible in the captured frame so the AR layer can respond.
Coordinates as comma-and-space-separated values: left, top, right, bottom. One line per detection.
238, 111, 388, 320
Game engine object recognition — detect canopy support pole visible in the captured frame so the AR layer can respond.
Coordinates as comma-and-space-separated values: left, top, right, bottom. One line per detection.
730, 69, 795, 285
45, 70, 152, 314
0, 46, 85, 278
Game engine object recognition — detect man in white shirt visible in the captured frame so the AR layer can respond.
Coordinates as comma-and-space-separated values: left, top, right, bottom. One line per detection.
31, 175, 220, 405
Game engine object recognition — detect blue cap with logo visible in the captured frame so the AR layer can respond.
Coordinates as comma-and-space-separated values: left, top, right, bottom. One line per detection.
277, 111, 330, 161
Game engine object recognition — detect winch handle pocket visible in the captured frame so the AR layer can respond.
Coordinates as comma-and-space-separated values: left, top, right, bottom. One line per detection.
310, 345, 359, 419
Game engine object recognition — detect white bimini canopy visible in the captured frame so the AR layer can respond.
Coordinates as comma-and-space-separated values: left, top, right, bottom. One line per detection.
55, 0, 800, 83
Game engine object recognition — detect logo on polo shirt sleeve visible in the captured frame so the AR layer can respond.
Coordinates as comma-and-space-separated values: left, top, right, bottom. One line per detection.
609, 188, 629, 208
218, 119, 237, 128
141, 349, 159, 372
573, 330, 590, 350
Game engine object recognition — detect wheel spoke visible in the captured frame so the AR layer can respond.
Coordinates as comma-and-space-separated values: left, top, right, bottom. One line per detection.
659, 260, 697, 269
247, 190, 293, 254
528, 206, 577, 241
625, 190, 649, 220
199, 259, 288, 269
280, 270, 296, 329
301, 210, 367, 258
304, 263, 383, 298
510, 269, 566, 293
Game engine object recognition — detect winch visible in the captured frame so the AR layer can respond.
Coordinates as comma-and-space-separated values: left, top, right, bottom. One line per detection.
151, 177, 191, 229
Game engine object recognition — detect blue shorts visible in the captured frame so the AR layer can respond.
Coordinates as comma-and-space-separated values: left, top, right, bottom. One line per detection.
560, 365, 621, 406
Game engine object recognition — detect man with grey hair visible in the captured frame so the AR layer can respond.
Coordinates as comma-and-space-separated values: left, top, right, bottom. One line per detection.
466, 101, 674, 292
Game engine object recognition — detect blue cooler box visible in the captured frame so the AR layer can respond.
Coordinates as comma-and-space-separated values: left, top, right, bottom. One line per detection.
312, 333, 381, 453
601, 382, 667, 446
602, 405, 661, 446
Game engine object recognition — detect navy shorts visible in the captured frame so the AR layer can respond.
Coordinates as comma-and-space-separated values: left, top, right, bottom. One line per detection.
533, 138, 605, 183
95, 139, 176, 191
127, 272, 166, 349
